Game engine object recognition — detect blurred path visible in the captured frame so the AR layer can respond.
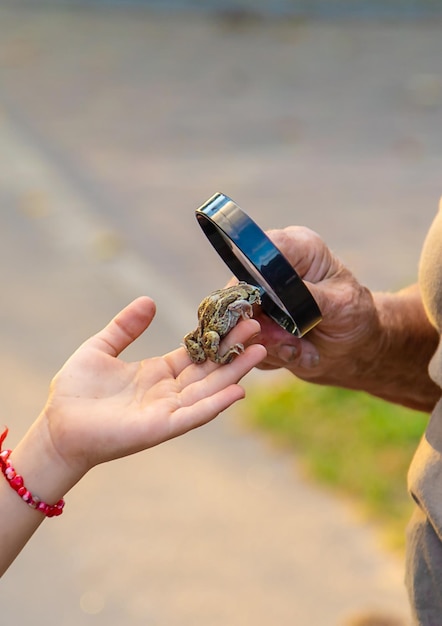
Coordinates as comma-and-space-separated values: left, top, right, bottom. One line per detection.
2, 5, 442, 624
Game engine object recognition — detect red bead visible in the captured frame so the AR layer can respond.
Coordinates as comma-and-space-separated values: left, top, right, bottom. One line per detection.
22, 490, 32, 503
0, 429, 65, 518
11, 475, 24, 489
5, 467, 16, 479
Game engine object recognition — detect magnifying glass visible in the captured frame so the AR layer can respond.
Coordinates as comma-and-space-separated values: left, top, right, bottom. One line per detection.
195, 192, 322, 337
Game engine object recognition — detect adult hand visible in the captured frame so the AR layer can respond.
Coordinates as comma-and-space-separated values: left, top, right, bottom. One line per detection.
252, 226, 439, 410
255, 226, 380, 384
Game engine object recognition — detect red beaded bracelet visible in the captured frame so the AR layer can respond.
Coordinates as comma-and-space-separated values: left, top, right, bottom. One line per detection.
0, 428, 65, 518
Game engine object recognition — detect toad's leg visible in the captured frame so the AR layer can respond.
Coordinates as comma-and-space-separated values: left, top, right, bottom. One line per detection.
183, 331, 207, 363
227, 300, 254, 323
218, 342, 245, 365
202, 330, 244, 365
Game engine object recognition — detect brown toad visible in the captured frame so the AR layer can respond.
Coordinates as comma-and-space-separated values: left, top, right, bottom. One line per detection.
184, 282, 261, 364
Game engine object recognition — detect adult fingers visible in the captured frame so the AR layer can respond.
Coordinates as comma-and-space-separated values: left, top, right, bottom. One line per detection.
259, 335, 321, 373
266, 226, 342, 283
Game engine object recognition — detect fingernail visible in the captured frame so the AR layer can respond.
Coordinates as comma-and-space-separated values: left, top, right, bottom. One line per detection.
278, 344, 298, 362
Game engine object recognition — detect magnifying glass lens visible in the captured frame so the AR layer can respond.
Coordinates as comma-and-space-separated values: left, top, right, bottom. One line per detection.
195, 193, 322, 337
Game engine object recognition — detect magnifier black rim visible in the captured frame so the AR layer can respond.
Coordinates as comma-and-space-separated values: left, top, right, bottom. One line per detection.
195, 192, 322, 337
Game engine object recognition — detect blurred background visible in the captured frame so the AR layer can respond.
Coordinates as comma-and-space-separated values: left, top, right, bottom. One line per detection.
1, 1, 442, 624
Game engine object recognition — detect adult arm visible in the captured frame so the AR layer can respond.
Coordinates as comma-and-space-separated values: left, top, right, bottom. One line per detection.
254, 226, 440, 412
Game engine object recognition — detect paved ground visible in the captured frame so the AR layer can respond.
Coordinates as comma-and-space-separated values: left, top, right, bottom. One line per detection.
1, 5, 442, 624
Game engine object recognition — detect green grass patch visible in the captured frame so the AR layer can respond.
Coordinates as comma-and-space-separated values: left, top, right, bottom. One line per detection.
244, 377, 429, 551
